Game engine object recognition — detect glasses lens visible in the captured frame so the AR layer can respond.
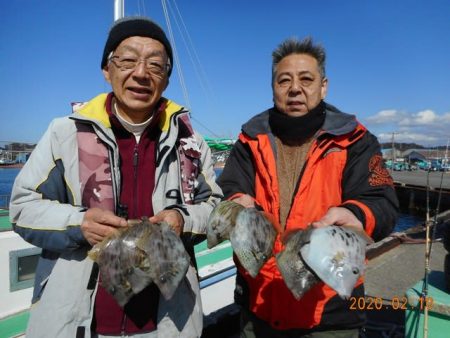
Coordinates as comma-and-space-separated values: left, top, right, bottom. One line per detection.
111, 56, 167, 76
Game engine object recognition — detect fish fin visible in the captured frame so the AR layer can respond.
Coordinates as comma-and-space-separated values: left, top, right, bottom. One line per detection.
281, 225, 313, 244
340, 225, 374, 244
87, 246, 100, 262
127, 218, 142, 227
281, 229, 299, 244
261, 212, 282, 234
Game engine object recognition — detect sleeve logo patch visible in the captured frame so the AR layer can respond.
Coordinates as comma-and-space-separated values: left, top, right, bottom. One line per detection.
368, 154, 394, 187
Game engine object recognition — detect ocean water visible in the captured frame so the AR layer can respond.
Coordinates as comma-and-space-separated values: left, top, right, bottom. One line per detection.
0, 168, 20, 196
1, 168, 423, 231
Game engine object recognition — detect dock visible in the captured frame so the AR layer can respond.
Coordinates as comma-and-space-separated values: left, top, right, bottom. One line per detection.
391, 170, 450, 191
364, 223, 449, 337
391, 171, 450, 212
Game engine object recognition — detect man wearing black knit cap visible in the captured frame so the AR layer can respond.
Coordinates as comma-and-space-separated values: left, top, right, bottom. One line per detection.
10, 16, 222, 338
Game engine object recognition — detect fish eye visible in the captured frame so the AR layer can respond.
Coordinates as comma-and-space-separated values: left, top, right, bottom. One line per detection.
160, 276, 167, 283
352, 267, 360, 275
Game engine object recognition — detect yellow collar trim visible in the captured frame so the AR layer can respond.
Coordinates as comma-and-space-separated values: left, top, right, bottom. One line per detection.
75, 93, 184, 131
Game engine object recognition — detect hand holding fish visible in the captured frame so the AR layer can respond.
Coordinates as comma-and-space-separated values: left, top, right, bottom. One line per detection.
278, 224, 373, 300
88, 217, 190, 306
81, 207, 128, 245
231, 194, 256, 208
311, 206, 364, 231
149, 209, 184, 235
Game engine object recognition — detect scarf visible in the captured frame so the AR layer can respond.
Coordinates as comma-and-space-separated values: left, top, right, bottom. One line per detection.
269, 101, 326, 143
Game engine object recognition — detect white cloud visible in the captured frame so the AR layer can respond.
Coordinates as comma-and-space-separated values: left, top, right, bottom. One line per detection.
399, 109, 437, 126
365, 109, 450, 146
366, 109, 403, 124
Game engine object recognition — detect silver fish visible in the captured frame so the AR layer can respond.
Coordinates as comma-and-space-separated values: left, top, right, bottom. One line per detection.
276, 229, 319, 300
206, 200, 244, 248
230, 207, 278, 278
300, 225, 373, 299
88, 218, 190, 306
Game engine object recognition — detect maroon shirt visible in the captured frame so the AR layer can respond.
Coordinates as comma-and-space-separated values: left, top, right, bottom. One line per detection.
94, 94, 164, 335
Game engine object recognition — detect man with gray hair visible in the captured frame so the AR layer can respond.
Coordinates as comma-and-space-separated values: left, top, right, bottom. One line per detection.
10, 16, 222, 337
218, 37, 398, 337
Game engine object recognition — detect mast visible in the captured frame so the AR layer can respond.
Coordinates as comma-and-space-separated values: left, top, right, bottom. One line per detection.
114, 0, 124, 21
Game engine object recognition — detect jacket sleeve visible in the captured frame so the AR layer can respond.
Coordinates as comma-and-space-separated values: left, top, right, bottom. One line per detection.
176, 132, 223, 244
216, 138, 256, 199
9, 119, 87, 252
341, 131, 399, 241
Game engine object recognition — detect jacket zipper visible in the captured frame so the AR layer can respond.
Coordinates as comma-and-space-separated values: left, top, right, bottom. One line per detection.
133, 144, 139, 217
120, 313, 127, 336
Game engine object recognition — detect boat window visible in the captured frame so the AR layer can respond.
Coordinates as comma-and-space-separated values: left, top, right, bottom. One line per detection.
9, 247, 41, 291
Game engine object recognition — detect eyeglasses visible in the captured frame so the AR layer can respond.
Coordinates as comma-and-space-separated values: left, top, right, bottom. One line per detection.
109, 55, 170, 77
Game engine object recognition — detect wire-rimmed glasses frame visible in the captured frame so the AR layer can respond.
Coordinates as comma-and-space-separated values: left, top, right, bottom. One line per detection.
108, 54, 170, 77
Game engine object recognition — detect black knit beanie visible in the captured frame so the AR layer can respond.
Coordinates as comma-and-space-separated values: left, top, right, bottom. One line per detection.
101, 16, 173, 76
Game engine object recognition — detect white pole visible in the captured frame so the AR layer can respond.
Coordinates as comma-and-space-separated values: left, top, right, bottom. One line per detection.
114, 0, 124, 21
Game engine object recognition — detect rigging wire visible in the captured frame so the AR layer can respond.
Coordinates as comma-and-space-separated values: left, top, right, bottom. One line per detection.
161, 0, 191, 110
160, 0, 222, 138
168, 0, 216, 103
166, 1, 221, 138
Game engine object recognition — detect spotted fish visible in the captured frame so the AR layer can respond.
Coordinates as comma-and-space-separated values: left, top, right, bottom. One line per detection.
206, 200, 244, 248
300, 225, 373, 299
88, 218, 190, 306
206, 201, 278, 277
135, 220, 190, 301
230, 207, 278, 278
276, 229, 319, 300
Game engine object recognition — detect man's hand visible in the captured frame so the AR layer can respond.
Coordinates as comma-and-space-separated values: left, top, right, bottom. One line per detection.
311, 206, 364, 231
231, 194, 255, 208
149, 209, 184, 236
81, 207, 128, 246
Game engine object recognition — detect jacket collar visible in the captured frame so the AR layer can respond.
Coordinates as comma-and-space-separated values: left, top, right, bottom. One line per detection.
74, 92, 185, 132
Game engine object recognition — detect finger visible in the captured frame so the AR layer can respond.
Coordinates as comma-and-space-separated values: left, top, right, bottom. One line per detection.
98, 212, 128, 228
311, 220, 328, 228
148, 214, 162, 223
88, 233, 105, 246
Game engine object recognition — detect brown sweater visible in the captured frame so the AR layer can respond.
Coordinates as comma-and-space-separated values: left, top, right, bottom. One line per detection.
275, 136, 314, 229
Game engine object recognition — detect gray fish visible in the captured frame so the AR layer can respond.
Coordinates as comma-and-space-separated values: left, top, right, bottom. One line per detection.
88, 218, 190, 306
88, 224, 147, 306
276, 229, 319, 300
230, 207, 278, 278
206, 200, 244, 248
300, 225, 373, 299
136, 220, 190, 300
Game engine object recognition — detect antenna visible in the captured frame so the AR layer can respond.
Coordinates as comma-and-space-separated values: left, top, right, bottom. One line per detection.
114, 0, 124, 21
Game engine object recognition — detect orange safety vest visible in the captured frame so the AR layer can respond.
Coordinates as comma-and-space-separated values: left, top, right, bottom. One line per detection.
237, 124, 375, 330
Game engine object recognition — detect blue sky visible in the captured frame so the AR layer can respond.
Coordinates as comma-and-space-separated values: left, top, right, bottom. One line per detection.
1, 0, 449, 146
